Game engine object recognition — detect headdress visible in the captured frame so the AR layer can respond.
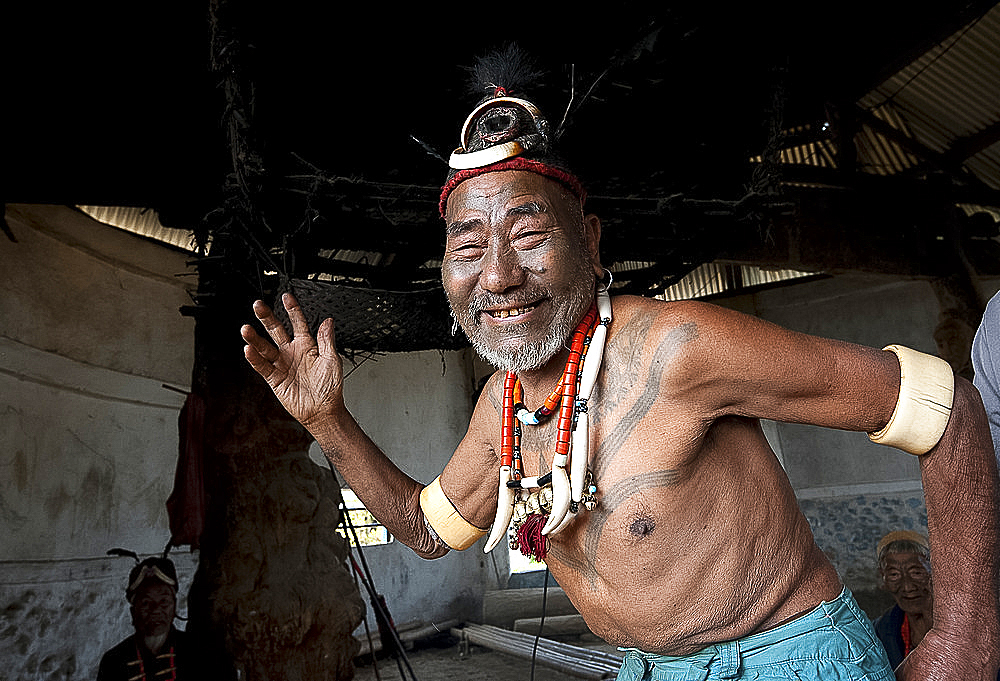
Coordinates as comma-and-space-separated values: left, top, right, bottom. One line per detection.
876, 530, 930, 561
108, 545, 178, 603
438, 44, 586, 217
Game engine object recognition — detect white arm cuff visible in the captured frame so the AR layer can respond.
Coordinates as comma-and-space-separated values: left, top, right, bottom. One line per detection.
419, 477, 486, 551
868, 344, 954, 455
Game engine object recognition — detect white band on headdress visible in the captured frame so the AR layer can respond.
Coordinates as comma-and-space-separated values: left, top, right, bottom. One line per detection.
868, 344, 954, 455
127, 565, 177, 600
449, 141, 526, 170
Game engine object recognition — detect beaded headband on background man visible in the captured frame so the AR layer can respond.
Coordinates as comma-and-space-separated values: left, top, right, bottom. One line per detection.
438, 45, 586, 217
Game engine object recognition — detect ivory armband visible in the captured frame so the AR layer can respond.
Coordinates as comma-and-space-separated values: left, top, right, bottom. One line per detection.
867, 344, 954, 455
419, 477, 486, 551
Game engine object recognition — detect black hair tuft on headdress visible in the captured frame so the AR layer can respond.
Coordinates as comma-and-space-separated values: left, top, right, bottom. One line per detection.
107, 547, 140, 564
466, 43, 545, 100
108, 544, 178, 602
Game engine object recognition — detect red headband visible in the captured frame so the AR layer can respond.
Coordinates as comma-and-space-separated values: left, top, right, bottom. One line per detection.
438, 157, 586, 218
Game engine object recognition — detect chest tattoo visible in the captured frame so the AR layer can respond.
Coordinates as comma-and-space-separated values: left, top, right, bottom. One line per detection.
594, 321, 698, 480
550, 469, 680, 589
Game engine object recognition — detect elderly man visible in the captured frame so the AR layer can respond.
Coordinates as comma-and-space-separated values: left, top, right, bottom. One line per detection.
872, 531, 934, 669
872, 531, 1000, 679
97, 555, 194, 681
241, 49, 999, 680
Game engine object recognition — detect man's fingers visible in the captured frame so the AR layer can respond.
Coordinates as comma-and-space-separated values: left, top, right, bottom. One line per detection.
253, 299, 292, 346
243, 342, 276, 380
240, 322, 279, 361
316, 317, 339, 359
283, 292, 313, 341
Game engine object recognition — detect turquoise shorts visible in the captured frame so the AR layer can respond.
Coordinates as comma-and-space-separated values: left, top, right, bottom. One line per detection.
617, 588, 893, 680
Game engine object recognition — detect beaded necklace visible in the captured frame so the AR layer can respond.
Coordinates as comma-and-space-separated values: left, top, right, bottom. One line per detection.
483, 287, 613, 561
129, 640, 178, 681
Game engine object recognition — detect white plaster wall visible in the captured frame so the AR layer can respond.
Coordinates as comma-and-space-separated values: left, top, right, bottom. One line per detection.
0, 204, 196, 679
734, 273, 1000, 493
317, 347, 508, 633
714, 272, 1000, 613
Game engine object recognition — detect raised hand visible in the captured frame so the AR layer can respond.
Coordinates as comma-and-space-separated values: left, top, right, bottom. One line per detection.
241, 292, 346, 434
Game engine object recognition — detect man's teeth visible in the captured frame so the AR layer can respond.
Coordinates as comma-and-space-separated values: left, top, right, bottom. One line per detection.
490, 305, 536, 319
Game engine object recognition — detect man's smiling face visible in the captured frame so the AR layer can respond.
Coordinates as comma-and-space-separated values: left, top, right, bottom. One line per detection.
442, 170, 601, 373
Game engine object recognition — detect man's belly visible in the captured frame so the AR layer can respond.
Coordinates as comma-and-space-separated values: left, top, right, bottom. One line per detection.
539, 431, 842, 654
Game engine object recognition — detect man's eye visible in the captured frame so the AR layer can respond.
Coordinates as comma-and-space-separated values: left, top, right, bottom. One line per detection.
513, 230, 546, 244
450, 241, 483, 254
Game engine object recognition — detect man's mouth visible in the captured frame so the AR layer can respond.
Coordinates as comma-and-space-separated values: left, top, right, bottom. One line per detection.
486, 304, 537, 320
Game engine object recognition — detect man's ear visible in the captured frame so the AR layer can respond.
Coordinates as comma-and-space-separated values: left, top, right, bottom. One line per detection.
584, 213, 603, 276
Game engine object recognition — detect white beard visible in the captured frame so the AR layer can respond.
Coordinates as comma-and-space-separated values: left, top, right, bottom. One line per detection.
451, 279, 593, 374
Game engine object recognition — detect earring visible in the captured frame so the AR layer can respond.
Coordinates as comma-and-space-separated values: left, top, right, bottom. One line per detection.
599, 268, 614, 292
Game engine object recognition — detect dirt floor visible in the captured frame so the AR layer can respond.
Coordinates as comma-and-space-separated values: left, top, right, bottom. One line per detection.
352, 636, 617, 681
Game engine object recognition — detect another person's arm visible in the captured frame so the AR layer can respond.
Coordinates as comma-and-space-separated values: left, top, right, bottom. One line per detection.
972, 293, 1000, 464
241, 293, 497, 558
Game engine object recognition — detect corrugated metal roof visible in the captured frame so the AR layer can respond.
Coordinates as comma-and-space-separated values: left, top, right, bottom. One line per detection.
754, 5, 999, 193
656, 263, 820, 302
77, 205, 200, 252
857, 4, 1000, 188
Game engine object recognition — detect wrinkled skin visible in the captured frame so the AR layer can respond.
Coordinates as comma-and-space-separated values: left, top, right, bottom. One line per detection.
441, 171, 599, 373
242, 170, 999, 680
130, 581, 176, 653
881, 551, 934, 654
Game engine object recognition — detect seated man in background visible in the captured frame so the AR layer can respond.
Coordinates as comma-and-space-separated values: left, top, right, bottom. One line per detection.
97, 553, 198, 681
872, 531, 934, 669
872, 530, 1000, 678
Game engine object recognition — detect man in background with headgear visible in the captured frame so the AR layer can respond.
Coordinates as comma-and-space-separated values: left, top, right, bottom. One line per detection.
872, 530, 1000, 679
97, 554, 201, 681
241, 46, 1000, 680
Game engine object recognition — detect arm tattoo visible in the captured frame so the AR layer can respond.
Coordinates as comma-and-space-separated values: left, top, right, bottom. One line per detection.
423, 516, 451, 555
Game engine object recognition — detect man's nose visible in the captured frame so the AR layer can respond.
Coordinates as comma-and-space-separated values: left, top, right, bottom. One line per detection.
480, 243, 525, 293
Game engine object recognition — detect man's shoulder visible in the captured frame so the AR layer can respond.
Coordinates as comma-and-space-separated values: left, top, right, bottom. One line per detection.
101, 634, 137, 657
608, 295, 742, 350
98, 634, 138, 676
609, 294, 726, 324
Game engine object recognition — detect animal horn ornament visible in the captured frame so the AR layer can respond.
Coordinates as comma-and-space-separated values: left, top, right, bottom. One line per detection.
485, 287, 613, 558
483, 465, 515, 552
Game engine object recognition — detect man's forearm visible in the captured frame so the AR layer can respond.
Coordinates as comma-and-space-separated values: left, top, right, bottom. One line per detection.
920, 378, 1000, 665
309, 410, 449, 559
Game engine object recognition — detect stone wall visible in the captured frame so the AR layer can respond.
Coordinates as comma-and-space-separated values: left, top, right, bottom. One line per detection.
799, 487, 927, 617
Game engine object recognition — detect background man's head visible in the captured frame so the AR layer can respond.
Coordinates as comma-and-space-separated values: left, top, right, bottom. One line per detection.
877, 530, 932, 615
126, 557, 178, 637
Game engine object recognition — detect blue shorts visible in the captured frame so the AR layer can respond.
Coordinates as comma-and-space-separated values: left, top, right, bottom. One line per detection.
617, 588, 893, 680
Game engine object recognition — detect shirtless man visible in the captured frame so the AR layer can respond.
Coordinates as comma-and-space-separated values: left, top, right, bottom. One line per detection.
240, 51, 999, 680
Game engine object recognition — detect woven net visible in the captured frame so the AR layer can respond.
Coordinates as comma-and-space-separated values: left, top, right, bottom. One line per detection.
272, 278, 469, 354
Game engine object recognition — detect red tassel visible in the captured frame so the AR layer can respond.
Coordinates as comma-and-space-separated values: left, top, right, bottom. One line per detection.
515, 513, 548, 562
